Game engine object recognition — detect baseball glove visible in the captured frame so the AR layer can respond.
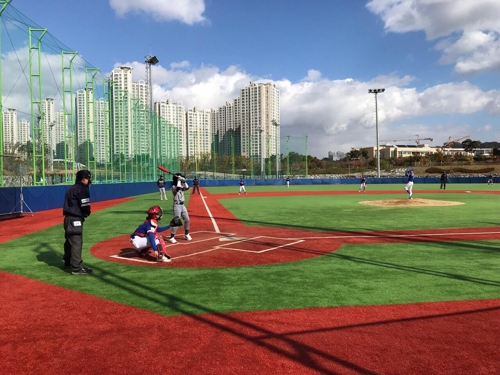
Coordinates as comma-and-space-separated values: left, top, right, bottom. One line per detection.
169, 216, 182, 227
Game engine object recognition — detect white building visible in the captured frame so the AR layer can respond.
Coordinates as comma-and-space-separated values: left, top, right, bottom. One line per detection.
2, 108, 17, 151
110, 66, 134, 158
214, 82, 280, 169
186, 107, 211, 159
95, 98, 110, 164
18, 119, 31, 144
155, 99, 187, 158
41, 98, 56, 152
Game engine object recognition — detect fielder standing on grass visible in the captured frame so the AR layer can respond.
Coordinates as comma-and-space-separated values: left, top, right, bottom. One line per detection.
63, 170, 93, 275
404, 169, 414, 199
359, 176, 366, 192
285, 176, 290, 188
440, 172, 448, 190
157, 175, 167, 201
239, 177, 247, 195
168, 173, 192, 243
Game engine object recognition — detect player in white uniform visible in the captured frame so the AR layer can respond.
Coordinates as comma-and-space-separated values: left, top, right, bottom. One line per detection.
405, 170, 414, 199
167, 174, 192, 244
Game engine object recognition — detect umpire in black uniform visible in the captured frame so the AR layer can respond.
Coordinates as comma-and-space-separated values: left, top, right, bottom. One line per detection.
192, 176, 200, 194
63, 170, 93, 275
440, 172, 448, 190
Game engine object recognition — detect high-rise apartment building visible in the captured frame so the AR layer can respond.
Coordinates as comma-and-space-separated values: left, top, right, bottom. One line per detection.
41, 98, 55, 152
212, 102, 239, 157
155, 99, 187, 158
240, 82, 280, 163
2, 108, 32, 152
53, 110, 66, 159
212, 82, 280, 169
75, 89, 96, 164
18, 119, 31, 145
110, 66, 134, 158
109, 66, 152, 161
2, 108, 17, 151
95, 98, 110, 164
186, 107, 211, 159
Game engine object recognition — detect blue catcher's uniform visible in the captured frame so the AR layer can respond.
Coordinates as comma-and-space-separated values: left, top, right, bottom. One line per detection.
130, 218, 170, 252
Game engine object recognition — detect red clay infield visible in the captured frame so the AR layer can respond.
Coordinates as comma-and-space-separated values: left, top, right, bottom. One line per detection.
1, 271, 499, 375
1, 189, 500, 374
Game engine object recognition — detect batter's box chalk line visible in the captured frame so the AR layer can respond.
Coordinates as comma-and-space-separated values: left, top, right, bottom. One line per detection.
213, 235, 305, 254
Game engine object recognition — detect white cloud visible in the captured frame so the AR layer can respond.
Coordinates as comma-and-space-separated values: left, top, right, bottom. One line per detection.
302, 69, 322, 82
108, 0, 207, 24
366, 0, 500, 74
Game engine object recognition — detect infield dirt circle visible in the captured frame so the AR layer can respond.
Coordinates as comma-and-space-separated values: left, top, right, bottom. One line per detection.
360, 198, 465, 207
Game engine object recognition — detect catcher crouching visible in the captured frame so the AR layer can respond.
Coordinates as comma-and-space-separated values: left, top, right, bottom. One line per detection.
130, 206, 182, 262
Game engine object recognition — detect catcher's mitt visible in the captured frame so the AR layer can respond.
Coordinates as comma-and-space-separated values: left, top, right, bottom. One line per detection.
169, 216, 182, 227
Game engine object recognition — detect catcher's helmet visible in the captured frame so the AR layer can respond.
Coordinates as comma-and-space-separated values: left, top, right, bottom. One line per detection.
76, 169, 92, 185
147, 205, 163, 220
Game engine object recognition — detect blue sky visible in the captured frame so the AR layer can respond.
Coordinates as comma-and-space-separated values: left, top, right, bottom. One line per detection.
7, 0, 500, 158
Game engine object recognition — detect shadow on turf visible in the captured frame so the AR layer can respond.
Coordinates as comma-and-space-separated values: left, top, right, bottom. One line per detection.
32, 242, 499, 374
32, 247, 376, 375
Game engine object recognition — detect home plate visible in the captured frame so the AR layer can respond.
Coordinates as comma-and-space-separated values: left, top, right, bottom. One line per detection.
220, 235, 247, 241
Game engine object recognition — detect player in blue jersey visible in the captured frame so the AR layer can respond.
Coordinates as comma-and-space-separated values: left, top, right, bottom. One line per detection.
404, 170, 414, 199
130, 206, 172, 262
359, 176, 366, 192
487, 174, 494, 185
238, 178, 247, 195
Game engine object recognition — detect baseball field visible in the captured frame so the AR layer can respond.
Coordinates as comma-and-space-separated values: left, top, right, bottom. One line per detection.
1, 183, 499, 374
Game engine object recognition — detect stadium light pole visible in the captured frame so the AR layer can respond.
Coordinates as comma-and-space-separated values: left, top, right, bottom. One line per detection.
145, 54, 159, 178
368, 88, 385, 178
258, 127, 264, 177
272, 120, 280, 178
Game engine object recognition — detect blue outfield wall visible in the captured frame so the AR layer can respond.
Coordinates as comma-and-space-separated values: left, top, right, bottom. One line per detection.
0, 176, 492, 215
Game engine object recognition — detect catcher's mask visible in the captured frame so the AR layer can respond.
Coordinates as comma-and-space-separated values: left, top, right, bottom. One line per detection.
147, 205, 163, 220
76, 169, 92, 185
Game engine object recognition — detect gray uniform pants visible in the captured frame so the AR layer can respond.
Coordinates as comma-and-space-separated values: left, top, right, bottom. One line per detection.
171, 203, 190, 235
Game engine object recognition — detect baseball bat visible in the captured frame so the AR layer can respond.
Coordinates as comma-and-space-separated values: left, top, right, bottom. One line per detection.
157, 165, 173, 175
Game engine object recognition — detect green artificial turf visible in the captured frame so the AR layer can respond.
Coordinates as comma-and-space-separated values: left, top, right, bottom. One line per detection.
205, 182, 500, 194
0, 188, 499, 316
219, 192, 500, 231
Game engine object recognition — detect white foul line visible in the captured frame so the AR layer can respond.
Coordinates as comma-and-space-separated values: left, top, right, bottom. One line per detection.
281, 230, 500, 241
111, 251, 157, 264
200, 193, 220, 233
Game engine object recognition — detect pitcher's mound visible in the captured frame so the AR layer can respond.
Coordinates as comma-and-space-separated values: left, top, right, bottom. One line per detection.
360, 198, 464, 207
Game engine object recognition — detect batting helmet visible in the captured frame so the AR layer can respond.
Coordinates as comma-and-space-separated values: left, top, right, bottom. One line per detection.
76, 170, 92, 185
147, 205, 163, 220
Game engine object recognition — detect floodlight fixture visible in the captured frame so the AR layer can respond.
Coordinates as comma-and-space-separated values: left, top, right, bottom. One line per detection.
145, 55, 159, 65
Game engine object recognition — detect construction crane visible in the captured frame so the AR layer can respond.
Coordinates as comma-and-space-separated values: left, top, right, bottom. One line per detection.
381, 134, 433, 145
442, 135, 471, 148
